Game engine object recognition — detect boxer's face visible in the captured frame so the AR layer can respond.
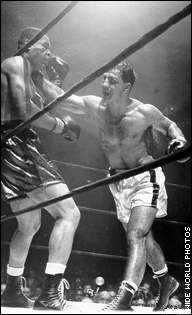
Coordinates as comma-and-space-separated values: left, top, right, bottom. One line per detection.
32, 36, 52, 66
34, 36, 53, 65
101, 69, 126, 102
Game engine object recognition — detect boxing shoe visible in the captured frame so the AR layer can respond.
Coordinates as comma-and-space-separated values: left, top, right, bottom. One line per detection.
34, 274, 70, 310
1, 275, 34, 308
154, 274, 179, 311
102, 280, 134, 311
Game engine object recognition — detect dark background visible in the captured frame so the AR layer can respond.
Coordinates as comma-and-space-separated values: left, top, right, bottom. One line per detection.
1, 1, 191, 286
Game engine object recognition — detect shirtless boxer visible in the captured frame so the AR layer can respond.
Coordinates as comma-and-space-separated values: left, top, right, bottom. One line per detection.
1, 27, 80, 310
35, 61, 188, 311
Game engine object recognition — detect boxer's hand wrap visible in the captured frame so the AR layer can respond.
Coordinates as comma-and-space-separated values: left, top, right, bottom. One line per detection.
46, 56, 69, 87
168, 138, 189, 163
52, 116, 80, 142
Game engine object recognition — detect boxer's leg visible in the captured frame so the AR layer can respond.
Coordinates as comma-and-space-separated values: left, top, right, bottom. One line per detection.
1, 197, 41, 308
28, 183, 80, 310
146, 231, 179, 311
103, 205, 157, 311
146, 230, 167, 271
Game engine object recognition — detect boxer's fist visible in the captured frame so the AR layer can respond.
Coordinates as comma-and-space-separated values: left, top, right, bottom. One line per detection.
46, 56, 69, 87
52, 116, 80, 142
62, 115, 80, 142
168, 138, 189, 163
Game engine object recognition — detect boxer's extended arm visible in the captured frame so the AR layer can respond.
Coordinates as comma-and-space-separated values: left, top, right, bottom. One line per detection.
32, 72, 100, 118
29, 100, 80, 141
32, 71, 85, 112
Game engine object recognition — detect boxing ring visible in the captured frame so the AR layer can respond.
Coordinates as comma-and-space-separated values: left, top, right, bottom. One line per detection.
1, 303, 191, 314
1, 1, 191, 314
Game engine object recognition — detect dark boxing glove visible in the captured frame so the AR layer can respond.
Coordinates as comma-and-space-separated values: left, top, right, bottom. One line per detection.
168, 138, 189, 163
46, 56, 69, 87
52, 116, 80, 142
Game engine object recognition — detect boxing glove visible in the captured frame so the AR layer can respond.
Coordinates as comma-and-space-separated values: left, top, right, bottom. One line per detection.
52, 116, 80, 142
46, 56, 69, 87
168, 138, 189, 163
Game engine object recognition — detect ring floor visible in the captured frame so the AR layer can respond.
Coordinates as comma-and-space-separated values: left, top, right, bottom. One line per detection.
1, 302, 191, 314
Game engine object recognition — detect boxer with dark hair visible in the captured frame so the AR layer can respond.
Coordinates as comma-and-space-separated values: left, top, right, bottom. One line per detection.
39, 61, 188, 311
1, 27, 80, 310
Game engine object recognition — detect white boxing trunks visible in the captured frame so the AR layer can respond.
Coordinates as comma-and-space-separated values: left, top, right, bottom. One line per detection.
109, 167, 167, 224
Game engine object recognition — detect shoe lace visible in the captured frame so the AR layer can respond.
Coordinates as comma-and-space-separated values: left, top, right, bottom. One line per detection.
153, 275, 163, 302
20, 276, 27, 291
57, 278, 70, 306
103, 281, 126, 310
44, 278, 70, 309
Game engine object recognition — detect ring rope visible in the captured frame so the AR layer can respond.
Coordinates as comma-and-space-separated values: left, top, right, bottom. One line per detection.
52, 160, 191, 190
1, 146, 190, 223
0, 241, 186, 267
2, 4, 191, 142
53, 160, 108, 173
80, 206, 190, 227
15, 1, 80, 56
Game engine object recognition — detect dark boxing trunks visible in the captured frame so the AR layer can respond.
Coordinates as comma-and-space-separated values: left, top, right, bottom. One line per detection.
1, 121, 64, 201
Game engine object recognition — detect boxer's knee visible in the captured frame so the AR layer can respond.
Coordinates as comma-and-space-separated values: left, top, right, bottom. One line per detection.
146, 231, 155, 249
17, 212, 41, 236
10, 197, 42, 236
66, 204, 81, 228
48, 199, 81, 229
53, 208, 80, 236
42, 183, 81, 226
127, 228, 147, 245
17, 217, 41, 236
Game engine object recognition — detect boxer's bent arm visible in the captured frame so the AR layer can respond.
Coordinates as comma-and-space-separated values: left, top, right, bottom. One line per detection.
144, 104, 186, 141
1, 61, 58, 132
166, 122, 186, 142
2, 61, 29, 121
1, 72, 8, 121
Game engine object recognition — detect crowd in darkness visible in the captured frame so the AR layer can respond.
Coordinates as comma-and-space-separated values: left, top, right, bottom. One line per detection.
1, 267, 184, 309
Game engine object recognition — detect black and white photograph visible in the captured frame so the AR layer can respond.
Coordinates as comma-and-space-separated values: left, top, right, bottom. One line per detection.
1, 1, 191, 314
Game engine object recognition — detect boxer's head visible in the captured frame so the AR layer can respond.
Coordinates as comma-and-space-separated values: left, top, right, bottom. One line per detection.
18, 27, 51, 50
17, 27, 53, 68
101, 62, 136, 101
114, 62, 136, 86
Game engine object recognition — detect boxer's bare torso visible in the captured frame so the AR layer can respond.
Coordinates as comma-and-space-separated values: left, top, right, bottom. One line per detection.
82, 96, 159, 169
